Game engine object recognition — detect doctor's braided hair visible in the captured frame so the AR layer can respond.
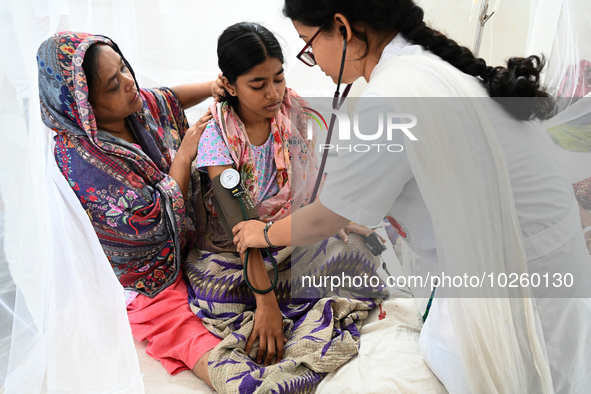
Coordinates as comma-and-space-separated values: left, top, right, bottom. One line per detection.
283, 0, 555, 120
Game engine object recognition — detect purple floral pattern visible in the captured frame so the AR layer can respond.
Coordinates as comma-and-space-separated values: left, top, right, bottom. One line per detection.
38, 32, 196, 296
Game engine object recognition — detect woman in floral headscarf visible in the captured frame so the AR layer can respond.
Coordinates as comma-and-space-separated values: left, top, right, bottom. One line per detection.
37, 31, 221, 387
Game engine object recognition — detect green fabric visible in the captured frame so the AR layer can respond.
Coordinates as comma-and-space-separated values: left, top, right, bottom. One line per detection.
548, 123, 591, 152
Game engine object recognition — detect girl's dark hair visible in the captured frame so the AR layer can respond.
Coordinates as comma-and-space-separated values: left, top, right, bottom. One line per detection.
283, 0, 556, 121
218, 22, 284, 108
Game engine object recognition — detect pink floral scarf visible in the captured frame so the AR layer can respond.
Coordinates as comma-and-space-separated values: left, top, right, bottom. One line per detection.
209, 87, 322, 221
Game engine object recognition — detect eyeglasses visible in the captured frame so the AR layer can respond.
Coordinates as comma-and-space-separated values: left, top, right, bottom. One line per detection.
296, 23, 326, 67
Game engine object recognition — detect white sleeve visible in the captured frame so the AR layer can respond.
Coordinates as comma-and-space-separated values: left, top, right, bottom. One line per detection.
319, 101, 414, 225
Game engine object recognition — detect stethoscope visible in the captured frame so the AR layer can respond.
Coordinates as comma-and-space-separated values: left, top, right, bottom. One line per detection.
219, 168, 279, 294
310, 27, 352, 203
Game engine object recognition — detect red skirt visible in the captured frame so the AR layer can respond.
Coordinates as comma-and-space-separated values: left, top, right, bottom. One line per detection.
127, 273, 222, 375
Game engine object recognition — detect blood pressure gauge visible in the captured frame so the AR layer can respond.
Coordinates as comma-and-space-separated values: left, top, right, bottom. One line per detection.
220, 168, 241, 189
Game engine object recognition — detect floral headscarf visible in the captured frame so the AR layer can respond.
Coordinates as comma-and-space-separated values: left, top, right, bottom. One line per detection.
38, 32, 194, 296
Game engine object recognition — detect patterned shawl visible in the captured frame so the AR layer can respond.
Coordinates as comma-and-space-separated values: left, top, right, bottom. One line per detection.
37, 31, 195, 297
209, 88, 322, 221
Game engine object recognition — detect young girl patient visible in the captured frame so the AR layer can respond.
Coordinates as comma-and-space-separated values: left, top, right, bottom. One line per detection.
184, 22, 383, 393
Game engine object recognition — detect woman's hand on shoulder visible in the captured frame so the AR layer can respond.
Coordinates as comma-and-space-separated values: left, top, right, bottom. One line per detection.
168, 109, 213, 198
212, 72, 225, 102
232, 220, 267, 253
176, 108, 212, 163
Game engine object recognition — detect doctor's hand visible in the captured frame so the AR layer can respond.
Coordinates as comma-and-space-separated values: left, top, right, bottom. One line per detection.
337, 223, 386, 244
233, 220, 267, 253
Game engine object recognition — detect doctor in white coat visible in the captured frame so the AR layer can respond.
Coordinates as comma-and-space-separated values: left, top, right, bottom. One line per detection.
233, 1, 591, 393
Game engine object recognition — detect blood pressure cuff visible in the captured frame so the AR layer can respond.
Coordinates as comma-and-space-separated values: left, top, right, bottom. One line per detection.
211, 174, 259, 238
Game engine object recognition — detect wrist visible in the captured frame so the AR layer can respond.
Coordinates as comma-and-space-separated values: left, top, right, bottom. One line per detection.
263, 221, 277, 248
209, 80, 215, 96
254, 290, 277, 304
173, 151, 194, 167
267, 220, 286, 247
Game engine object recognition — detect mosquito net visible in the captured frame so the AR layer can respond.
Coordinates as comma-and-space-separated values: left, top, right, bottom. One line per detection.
0, 0, 588, 392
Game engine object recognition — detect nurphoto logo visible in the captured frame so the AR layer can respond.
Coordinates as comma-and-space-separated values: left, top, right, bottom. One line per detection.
303, 107, 418, 153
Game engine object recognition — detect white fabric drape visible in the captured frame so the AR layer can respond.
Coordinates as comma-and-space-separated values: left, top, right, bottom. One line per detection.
0, 2, 145, 392
381, 57, 554, 391
1, 0, 589, 393
527, 0, 591, 105
0, 1, 339, 392
528, 0, 591, 191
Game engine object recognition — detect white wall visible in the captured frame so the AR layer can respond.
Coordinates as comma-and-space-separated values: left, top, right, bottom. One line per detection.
418, 0, 534, 68
350, 0, 536, 95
